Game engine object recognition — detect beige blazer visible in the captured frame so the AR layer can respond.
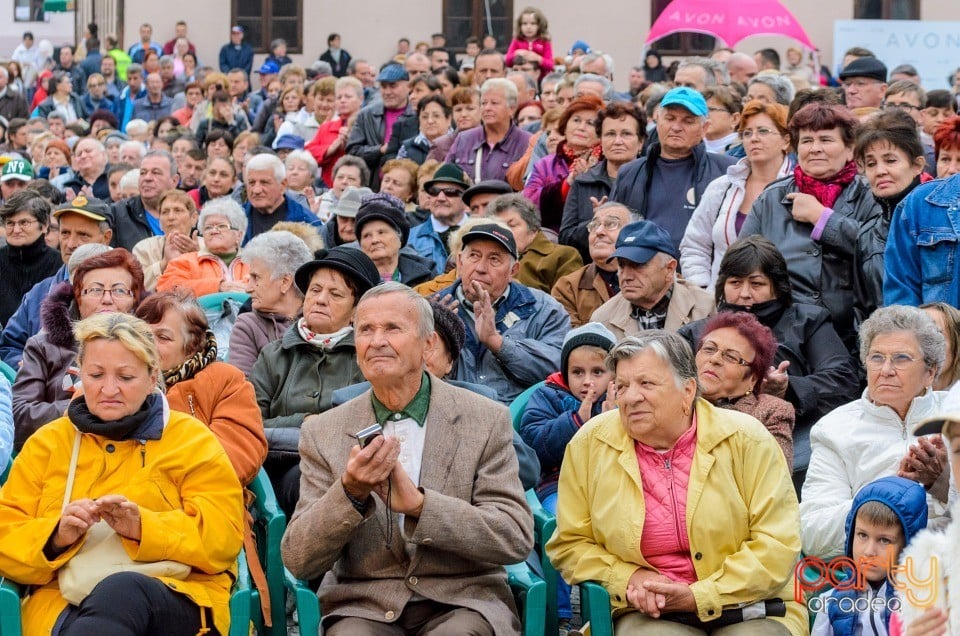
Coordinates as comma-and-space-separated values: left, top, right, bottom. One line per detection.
281, 375, 533, 634
590, 278, 716, 340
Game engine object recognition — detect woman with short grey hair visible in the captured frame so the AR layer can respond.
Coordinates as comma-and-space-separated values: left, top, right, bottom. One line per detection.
746, 73, 796, 106
229, 231, 313, 376
548, 330, 805, 635
801, 305, 950, 559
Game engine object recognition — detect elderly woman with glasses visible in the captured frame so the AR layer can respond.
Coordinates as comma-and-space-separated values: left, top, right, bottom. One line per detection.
156, 197, 250, 296
547, 331, 806, 636
800, 305, 951, 560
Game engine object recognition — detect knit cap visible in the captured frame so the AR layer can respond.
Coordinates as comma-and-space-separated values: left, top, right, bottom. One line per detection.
560, 322, 617, 383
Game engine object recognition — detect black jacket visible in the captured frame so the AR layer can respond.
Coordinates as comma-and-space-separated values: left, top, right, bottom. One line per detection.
397, 249, 438, 287
559, 159, 615, 261
0, 89, 29, 121
110, 195, 154, 251
0, 236, 61, 328
318, 48, 352, 78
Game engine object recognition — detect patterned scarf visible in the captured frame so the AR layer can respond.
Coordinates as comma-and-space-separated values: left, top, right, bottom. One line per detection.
793, 160, 858, 209
558, 140, 603, 166
162, 329, 217, 388
297, 318, 353, 350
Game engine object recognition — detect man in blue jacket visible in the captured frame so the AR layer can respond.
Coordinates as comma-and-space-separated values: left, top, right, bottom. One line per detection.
241, 153, 322, 245
219, 26, 254, 76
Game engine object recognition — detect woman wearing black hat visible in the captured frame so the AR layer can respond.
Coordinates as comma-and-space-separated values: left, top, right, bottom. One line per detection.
355, 193, 437, 286
250, 245, 382, 517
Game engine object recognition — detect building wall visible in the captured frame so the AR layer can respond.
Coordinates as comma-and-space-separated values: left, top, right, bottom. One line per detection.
0, 0, 76, 60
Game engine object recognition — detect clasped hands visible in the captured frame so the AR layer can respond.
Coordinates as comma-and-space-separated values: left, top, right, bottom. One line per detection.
54, 495, 141, 550
341, 435, 424, 518
626, 568, 697, 618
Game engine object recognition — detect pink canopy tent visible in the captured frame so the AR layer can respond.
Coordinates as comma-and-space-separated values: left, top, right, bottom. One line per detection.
646, 0, 815, 49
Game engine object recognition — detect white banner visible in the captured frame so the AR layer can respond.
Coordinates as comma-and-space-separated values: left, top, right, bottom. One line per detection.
833, 20, 960, 90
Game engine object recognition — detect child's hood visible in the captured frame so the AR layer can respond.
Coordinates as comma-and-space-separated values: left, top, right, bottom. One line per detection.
844, 475, 929, 558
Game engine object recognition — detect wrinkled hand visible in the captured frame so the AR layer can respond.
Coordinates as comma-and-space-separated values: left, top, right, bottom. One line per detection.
601, 381, 617, 413
898, 436, 947, 488
303, 186, 319, 213
589, 195, 608, 210
905, 607, 948, 636
578, 387, 597, 423
219, 280, 247, 292
785, 192, 827, 225
54, 498, 101, 550
642, 579, 697, 614
342, 435, 399, 500
431, 293, 460, 313
373, 459, 425, 517
168, 231, 199, 255
96, 494, 142, 541
625, 568, 672, 617
473, 282, 503, 353
761, 361, 790, 399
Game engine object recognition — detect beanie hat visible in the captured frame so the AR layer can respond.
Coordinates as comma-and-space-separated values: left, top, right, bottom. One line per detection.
355, 192, 410, 246
560, 322, 617, 383
431, 300, 466, 359
44, 138, 72, 165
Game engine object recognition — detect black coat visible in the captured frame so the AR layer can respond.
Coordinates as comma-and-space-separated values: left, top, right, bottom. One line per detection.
559, 159, 614, 261
397, 249, 438, 287
110, 195, 154, 251
318, 49, 352, 78
0, 237, 61, 328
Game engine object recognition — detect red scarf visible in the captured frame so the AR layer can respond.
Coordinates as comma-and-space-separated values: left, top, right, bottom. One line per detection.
559, 140, 602, 166
793, 161, 858, 209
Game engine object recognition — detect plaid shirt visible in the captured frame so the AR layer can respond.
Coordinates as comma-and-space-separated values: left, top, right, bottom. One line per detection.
630, 287, 673, 331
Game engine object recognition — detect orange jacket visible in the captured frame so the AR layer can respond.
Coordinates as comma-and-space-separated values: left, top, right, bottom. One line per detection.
157, 249, 249, 297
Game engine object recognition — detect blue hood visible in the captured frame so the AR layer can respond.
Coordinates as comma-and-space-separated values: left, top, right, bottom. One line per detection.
844, 475, 928, 558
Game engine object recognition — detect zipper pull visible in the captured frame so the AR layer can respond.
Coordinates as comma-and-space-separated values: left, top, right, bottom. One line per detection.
140, 440, 146, 467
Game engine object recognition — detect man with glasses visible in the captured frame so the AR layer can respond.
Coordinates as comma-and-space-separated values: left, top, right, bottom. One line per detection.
591, 220, 713, 340
408, 163, 470, 273
81, 74, 116, 122
116, 63, 146, 131
839, 57, 888, 109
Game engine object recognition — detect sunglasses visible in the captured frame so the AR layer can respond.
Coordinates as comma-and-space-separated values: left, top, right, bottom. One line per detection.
426, 185, 464, 198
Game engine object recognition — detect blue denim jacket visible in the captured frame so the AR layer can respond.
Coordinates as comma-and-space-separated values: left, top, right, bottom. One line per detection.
884, 174, 960, 306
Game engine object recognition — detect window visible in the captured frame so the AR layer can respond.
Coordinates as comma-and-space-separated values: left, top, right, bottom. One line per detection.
232, 0, 302, 54
854, 0, 919, 19
443, 0, 513, 51
14, 0, 45, 22
649, 0, 716, 56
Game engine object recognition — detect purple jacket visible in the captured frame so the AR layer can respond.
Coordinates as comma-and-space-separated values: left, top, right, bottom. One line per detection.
444, 124, 531, 183
523, 152, 570, 230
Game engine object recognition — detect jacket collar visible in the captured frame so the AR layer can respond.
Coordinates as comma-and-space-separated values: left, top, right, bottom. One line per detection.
859, 386, 942, 427
923, 173, 960, 208
280, 322, 356, 351
523, 231, 555, 257
41, 281, 79, 350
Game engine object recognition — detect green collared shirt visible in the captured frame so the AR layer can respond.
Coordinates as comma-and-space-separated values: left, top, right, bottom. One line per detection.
371, 372, 431, 427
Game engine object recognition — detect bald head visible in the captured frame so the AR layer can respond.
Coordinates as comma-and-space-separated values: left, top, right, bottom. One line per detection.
726, 52, 758, 85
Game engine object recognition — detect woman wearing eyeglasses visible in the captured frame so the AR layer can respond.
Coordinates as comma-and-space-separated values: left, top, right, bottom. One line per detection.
12, 248, 146, 450
680, 100, 794, 289
157, 197, 249, 297
799, 305, 951, 560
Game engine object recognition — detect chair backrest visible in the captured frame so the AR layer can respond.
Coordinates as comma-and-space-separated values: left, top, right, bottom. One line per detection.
197, 291, 251, 312
0, 361, 15, 384
509, 381, 545, 431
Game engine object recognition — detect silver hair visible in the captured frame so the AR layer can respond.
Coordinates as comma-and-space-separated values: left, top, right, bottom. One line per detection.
507, 70, 538, 94
481, 78, 519, 109
144, 148, 177, 177
748, 73, 795, 106
245, 152, 285, 183
67, 244, 113, 280
159, 55, 174, 67
595, 201, 641, 223
334, 75, 363, 99
574, 73, 615, 102
118, 168, 140, 192
859, 305, 946, 373
358, 281, 435, 338
125, 119, 149, 136
119, 140, 146, 159
198, 196, 248, 239
541, 71, 564, 91
677, 57, 725, 86
284, 150, 318, 178
241, 230, 313, 293
487, 192, 540, 232
580, 53, 609, 76
605, 331, 701, 396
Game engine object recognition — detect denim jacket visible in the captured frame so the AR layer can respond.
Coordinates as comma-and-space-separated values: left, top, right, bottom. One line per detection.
884, 174, 960, 306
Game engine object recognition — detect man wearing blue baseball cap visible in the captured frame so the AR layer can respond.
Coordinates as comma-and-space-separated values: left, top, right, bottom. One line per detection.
591, 219, 713, 339
610, 86, 736, 253
346, 63, 413, 188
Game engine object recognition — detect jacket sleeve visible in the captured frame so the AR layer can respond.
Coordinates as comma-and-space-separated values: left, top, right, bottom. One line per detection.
156, 254, 222, 297
883, 201, 923, 306
512, 430, 541, 491
218, 46, 230, 73
539, 40, 554, 72
785, 317, 860, 422
0, 297, 33, 368
798, 417, 853, 559
522, 156, 552, 206
504, 39, 521, 67
0, 377, 12, 474
345, 110, 383, 168
206, 371, 268, 486
495, 299, 570, 387
400, 408, 534, 565
688, 425, 801, 622
132, 238, 163, 291
249, 347, 308, 433
226, 317, 260, 378
679, 177, 729, 288
12, 337, 71, 451
551, 274, 584, 328
559, 179, 592, 255
519, 386, 580, 472
817, 210, 865, 256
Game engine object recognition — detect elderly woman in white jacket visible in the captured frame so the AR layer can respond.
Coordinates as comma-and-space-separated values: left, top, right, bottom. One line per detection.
679, 100, 793, 289
800, 305, 951, 560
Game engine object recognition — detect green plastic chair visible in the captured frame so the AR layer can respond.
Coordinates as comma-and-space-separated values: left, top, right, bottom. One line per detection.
0, 362, 15, 384
527, 489, 559, 636
284, 567, 321, 635
197, 292, 251, 312
0, 578, 20, 636
228, 548, 255, 636
579, 581, 615, 636
247, 468, 288, 635
505, 561, 548, 636
509, 381, 545, 431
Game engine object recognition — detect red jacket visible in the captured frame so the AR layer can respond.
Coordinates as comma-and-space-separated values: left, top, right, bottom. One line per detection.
305, 117, 347, 187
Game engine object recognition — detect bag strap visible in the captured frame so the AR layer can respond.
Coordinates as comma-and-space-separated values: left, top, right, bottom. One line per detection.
61, 430, 82, 513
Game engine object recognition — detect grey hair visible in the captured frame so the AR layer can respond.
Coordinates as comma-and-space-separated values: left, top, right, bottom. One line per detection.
144, 149, 177, 177
574, 73, 615, 102
67, 244, 113, 280
358, 281, 435, 339
198, 196, 248, 238
284, 150, 318, 178
159, 55, 174, 67
606, 331, 700, 396
241, 230, 312, 292
481, 78, 519, 109
748, 73, 795, 106
118, 168, 140, 191
487, 192, 540, 232
859, 305, 946, 372
678, 57, 725, 86
119, 140, 146, 160
507, 70, 537, 94
245, 152, 285, 183
334, 75, 363, 99
125, 119, 149, 136
595, 201, 641, 222
541, 71, 564, 91
580, 53, 610, 76
332, 154, 370, 185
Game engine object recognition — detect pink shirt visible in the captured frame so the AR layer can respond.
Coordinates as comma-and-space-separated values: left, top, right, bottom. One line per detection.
634, 417, 698, 584
383, 107, 405, 144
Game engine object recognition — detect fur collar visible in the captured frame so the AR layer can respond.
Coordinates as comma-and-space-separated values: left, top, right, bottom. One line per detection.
898, 507, 960, 633
40, 281, 78, 350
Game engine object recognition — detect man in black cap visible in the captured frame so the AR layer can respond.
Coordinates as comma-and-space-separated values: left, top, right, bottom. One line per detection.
437, 222, 570, 404
346, 63, 413, 188
591, 220, 713, 340
407, 163, 471, 273
839, 57, 888, 109
462, 179, 512, 217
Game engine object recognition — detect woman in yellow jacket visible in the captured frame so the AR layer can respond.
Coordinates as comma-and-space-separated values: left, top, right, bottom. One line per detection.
0, 313, 244, 635
546, 331, 807, 636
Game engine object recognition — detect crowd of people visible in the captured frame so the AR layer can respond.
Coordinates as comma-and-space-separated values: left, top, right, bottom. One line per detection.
0, 7, 958, 636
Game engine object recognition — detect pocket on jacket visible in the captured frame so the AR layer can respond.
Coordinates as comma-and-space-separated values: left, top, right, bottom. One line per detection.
916, 230, 957, 284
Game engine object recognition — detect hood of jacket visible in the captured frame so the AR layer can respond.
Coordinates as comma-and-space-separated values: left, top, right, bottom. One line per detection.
40, 281, 78, 350
843, 475, 928, 558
